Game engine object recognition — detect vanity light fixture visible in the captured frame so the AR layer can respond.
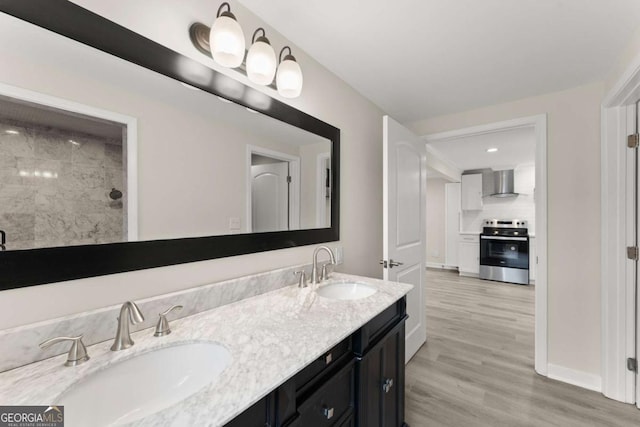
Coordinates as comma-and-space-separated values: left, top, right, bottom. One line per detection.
276, 46, 303, 99
4, 129, 19, 135
189, 4, 304, 98
486, 148, 498, 153
246, 28, 277, 85
208, 2, 245, 68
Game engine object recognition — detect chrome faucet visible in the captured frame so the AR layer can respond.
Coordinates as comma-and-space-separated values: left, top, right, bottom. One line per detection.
111, 301, 145, 351
311, 245, 336, 285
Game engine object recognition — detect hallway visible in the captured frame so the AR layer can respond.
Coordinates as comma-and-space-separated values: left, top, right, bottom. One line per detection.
404, 269, 640, 426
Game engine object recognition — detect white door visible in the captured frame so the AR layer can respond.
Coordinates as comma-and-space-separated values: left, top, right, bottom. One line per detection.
251, 162, 289, 232
383, 115, 427, 363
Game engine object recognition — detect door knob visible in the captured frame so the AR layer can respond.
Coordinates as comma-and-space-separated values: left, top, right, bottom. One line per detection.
380, 259, 403, 268
389, 259, 403, 268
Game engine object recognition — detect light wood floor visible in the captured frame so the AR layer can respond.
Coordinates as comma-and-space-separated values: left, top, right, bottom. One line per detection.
404, 269, 640, 427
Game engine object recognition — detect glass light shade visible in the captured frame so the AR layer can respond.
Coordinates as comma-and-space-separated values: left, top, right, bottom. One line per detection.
246, 40, 277, 85
209, 15, 245, 68
276, 59, 303, 98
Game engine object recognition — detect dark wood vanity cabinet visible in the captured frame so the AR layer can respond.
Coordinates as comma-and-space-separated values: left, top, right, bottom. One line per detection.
354, 321, 406, 427
224, 393, 275, 427
225, 297, 407, 427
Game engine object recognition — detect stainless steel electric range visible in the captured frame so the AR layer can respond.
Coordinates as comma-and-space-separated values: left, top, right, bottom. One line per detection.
479, 219, 530, 285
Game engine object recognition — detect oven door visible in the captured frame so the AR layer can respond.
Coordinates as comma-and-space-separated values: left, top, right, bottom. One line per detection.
480, 235, 529, 269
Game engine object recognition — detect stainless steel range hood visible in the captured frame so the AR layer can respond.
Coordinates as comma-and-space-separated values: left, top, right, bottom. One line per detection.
490, 170, 519, 198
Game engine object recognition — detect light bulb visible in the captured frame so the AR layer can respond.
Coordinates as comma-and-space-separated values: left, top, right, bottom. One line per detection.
276, 47, 303, 98
209, 4, 245, 68
246, 29, 276, 85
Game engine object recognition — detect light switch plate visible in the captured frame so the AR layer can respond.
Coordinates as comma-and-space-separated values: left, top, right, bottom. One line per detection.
228, 217, 241, 231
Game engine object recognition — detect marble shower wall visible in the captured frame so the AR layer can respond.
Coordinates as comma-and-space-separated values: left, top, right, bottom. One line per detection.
0, 120, 125, 249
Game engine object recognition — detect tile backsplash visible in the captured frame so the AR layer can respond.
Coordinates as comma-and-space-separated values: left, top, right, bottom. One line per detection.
462, 165, 536, 234
0, 263, 311, 373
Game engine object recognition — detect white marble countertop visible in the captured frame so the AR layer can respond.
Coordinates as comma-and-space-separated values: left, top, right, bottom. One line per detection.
0, 273, 412, 426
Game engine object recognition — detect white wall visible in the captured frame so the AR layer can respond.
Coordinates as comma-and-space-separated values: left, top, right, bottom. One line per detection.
410, 82, 604, 378
299, 141, 331, 228
462, 165, 536, 234
426, 178, 446, 264
0, 3, 385, 329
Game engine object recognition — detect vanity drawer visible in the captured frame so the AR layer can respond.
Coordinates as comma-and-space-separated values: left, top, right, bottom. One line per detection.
353, 298, 406, 356
294, 337, 352, 395
288, 360, 355, 427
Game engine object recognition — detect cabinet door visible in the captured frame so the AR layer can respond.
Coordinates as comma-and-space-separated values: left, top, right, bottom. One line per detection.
445, 183, 461, 267
356, 325, 405, 427
461, 174, 483, 211
529, 238, 536, 282
381, 329, 401, 427
458, 242, 479, 275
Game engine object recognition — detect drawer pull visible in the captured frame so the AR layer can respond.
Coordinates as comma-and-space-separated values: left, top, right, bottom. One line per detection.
325, 352, 333, 364
323, 406, 334, 420
383, 378, 394, 393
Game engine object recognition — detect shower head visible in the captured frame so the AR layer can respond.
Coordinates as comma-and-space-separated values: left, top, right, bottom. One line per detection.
109, 188, 123, 200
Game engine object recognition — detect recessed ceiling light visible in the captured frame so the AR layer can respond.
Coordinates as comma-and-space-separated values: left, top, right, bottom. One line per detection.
5, 129, 19, 135
486, 148, 498, 153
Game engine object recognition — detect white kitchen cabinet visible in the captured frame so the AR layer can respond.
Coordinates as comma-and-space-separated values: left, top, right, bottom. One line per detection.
461, 174, 483, 211
445, 182, 461, 267
529, 236, 536, 283
458, 234, 479, 276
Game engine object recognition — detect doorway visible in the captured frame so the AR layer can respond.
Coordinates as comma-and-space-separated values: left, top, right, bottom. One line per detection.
246, 146, 300, 233
423, 114, 548, 376
601, 63, 640, 404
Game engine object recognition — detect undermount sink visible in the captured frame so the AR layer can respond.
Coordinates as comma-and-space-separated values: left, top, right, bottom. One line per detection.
316, 281, 377, 300
58, 342, 231, 426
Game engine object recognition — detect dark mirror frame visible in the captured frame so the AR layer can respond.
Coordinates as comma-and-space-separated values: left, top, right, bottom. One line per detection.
0, 0, 340, 290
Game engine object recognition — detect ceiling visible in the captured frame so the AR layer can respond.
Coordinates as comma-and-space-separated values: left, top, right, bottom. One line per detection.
427, 126, 536, 171
239, 0, 640, 121
0, 95, 124, 140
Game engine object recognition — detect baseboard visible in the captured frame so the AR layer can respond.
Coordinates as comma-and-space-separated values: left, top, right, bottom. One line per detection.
459, 271, 479, 278
547, 364, 602, 393
426, 262, 458, 271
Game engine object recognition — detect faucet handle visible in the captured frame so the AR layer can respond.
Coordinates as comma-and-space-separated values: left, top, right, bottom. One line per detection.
321, 262, 333, 281
294, 270, 307, 288
154, 305, 183, 337
40, 335, 90, 367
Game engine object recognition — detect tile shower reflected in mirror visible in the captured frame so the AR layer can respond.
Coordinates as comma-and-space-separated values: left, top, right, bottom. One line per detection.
0, 95, 127, 250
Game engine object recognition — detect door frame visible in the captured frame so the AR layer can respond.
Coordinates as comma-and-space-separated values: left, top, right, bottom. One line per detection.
316, 152, 331, 228
601, 52, 640, 403
423, 114, 549, 376
246, 145, 300, 233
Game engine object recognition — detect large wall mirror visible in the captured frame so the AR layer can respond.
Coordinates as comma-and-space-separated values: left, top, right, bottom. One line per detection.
0, 0, 340, 290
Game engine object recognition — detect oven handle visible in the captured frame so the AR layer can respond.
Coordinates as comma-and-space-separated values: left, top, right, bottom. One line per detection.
480, 235, 528, 241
